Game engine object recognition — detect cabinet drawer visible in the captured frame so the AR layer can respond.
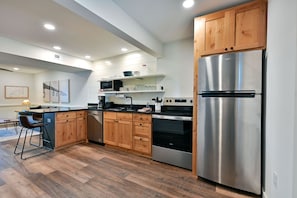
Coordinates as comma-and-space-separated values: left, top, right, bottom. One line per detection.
133, 122, 151, 137
56, 112, 76, 120
133, 114, 151, 123
133, 136, 151, 154
117, 112, 132, 121
104, 112, 117, 119
76, 110, 86, 118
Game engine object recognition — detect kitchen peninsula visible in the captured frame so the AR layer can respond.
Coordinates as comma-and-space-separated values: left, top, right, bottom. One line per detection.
24, 107, 88, 149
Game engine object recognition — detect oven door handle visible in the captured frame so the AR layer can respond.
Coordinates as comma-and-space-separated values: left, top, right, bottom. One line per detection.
152, 114, 192, 121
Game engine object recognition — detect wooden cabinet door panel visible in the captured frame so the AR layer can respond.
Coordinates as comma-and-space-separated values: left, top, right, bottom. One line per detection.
103, 119, 117, 146
204, 13, 226, 53
55, 118, 76, 147
133, 136, 151, 154
55, 120, 67, 147
234, 2, 266, 50
65, 118, 77, 145
56, 112, 76, 120
194, 0, 266, 56
117, 113, 133, 120
133, 122, 151, 137
118, 120, 132, 149
133, 114, 151, 122
77, 116, 86, 141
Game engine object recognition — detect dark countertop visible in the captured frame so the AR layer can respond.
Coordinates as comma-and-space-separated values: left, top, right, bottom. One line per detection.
24, 104, 158, 114
25, 107, 87, 114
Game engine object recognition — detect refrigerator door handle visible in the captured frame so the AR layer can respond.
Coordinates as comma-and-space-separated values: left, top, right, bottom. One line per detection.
200, 90, 256, 98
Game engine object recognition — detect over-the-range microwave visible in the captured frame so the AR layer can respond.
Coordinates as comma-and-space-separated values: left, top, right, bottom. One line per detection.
100, 80, 123, 91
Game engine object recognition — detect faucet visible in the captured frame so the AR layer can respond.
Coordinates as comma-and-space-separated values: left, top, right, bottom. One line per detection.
125, 95, 133, 110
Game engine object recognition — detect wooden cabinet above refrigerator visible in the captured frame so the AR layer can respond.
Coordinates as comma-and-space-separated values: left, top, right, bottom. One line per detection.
194, 0, 267, 57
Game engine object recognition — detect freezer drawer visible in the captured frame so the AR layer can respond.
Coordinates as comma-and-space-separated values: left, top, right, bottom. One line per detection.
197, 95, 261, 194
198, 50, 263, 93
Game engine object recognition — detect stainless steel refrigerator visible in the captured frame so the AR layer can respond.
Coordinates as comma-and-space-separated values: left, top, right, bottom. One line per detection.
197, 50, 263, 195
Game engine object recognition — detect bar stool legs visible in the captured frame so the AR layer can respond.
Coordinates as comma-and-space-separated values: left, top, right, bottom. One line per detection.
14, 115, 53, 160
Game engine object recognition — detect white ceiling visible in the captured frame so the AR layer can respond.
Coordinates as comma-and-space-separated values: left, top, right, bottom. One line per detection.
0, 0, 251, 74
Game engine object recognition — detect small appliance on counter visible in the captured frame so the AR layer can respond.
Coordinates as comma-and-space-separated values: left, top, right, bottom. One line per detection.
152, 97, 162, 112
98, 96, 105, 109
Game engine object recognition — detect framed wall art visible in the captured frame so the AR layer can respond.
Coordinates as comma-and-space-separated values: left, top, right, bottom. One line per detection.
50, 80, 59, 103
43, 81, 50, 102
59, 79, 70, 103
4, 86, 29, 99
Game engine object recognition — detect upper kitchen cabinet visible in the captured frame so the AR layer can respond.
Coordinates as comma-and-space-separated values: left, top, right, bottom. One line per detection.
194, 0, 267, 56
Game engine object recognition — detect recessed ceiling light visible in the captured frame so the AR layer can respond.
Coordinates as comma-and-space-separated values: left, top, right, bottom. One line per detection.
13, 67, 19, 71
44, 23, 56, 30
105, 61, 112, 65
53, 46, 61, 50
85, 55, 91, 59
121, 48, 128, 52
183, 0, 194, 8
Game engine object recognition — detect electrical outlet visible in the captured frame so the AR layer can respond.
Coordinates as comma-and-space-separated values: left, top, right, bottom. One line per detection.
273, 172, 278, 188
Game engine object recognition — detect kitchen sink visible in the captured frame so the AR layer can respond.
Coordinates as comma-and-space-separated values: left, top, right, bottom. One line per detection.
125, 109, 135, 112
106, 107, 136, 112
106, 108, 122, 111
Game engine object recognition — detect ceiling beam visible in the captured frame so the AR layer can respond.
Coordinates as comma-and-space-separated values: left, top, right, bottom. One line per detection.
0, 37, 93, 72
54, 0, 163, 57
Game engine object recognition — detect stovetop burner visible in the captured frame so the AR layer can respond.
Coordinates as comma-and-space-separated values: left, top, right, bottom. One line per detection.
154, 97, 193, 117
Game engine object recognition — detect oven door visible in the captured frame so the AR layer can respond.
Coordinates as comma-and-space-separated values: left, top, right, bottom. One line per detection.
152, 114, 192, 152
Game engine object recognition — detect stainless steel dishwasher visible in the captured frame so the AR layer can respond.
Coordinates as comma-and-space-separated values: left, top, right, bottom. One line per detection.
87, 110, 103, 144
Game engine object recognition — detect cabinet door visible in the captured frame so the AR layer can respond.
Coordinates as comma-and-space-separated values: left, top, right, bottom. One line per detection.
76, 116, 87, 142
204, 11, 231, 54
117, 120, 132, 149
55, 120, 67, 147
65, 118, 77, 145
133, 122, 151, 137
233, 1, 266, 50
103, 119, 118, 146
133, 136, 151, 155
133, 122, 151, 155
55, 118, 77, 147
194, 0, 266, 56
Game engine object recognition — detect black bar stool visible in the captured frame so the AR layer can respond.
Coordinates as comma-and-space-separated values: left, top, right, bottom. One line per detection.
14, 114, 53, 160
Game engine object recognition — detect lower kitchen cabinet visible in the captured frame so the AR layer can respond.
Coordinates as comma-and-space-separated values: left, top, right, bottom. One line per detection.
76, 111, 87, 142
103, 112, 133, 149
55, 110, 87, 149
103, 112, 118, 146
55, 112, 77, 148
132, 114, 152, 155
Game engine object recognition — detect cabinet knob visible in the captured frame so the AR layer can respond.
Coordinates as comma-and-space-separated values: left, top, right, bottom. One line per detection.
225, 48, 228, 51
230, 47, 234, 50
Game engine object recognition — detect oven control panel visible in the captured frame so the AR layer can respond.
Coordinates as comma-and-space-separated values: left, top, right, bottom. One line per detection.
163, 97, 193, 106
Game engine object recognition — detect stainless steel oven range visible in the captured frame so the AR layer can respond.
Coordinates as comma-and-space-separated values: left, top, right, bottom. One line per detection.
152, 97, 193, 170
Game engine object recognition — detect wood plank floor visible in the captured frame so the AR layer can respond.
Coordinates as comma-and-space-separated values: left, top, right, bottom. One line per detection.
0, 139, 260, 198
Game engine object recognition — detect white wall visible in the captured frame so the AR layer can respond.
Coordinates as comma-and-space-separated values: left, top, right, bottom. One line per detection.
90, 39, 194, 105
265, 0, 297, 197
157, 38, 194, 97
0, 38, 193, 111
34, 70, 92, 107
0, 71, 35, 118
